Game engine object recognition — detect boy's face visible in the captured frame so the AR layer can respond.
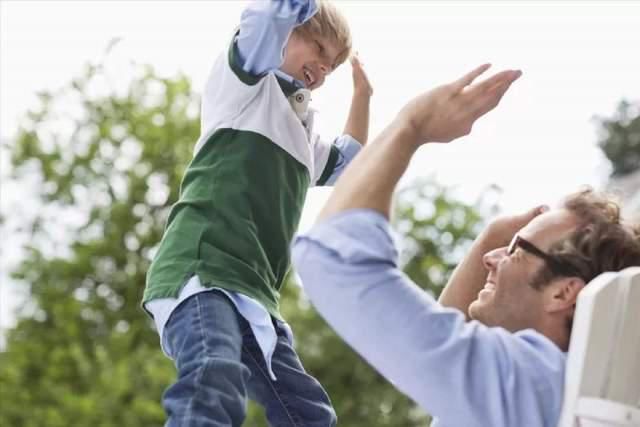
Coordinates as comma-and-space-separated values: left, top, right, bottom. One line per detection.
281, 31, 343, 91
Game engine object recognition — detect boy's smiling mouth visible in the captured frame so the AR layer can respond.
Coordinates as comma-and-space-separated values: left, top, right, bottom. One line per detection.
303, 66, 316, 87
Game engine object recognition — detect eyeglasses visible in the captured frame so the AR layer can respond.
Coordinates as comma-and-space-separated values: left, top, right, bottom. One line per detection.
507, 234, 577, 277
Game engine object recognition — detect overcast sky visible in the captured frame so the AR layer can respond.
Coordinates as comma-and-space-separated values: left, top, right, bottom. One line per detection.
2, 0, 639, 339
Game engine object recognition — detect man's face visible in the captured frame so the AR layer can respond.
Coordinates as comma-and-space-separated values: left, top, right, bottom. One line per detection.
280, 31, 342, 91
468, 209, 578, 332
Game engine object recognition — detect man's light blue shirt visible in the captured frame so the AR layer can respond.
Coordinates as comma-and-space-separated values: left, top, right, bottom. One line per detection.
292, 209, 567, 426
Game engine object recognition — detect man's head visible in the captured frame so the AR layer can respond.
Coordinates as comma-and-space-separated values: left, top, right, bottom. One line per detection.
281, 0, 352, 90
469, 189, 640, 350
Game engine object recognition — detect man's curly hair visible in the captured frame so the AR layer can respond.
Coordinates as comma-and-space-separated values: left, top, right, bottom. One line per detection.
530, 187, 640, 290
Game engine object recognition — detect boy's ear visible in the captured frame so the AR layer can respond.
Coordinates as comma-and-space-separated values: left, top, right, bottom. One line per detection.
545, 277, 585, 313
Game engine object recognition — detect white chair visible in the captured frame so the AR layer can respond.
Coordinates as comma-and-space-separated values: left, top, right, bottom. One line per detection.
557, 267, 640, 427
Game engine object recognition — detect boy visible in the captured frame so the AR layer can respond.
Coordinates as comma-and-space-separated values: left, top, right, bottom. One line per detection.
143, 0, 372, 425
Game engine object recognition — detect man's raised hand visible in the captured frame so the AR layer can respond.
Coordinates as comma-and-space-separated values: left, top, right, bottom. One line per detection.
398, 64, 522, 145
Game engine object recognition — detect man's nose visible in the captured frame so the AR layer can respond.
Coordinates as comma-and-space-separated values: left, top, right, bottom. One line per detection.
482, 247, 506, 271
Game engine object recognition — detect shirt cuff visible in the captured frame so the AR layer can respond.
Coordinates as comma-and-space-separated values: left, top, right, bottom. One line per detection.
293, 209, 398, 265
324, 135, 363, 185
335, 133, 362, 154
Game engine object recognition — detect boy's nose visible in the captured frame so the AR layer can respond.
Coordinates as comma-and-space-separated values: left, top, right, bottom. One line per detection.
319, 63, 331, 76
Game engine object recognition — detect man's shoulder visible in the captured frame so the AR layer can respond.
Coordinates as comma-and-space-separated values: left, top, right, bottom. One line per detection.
508, 328, 567, 386
514, 329, 567, 357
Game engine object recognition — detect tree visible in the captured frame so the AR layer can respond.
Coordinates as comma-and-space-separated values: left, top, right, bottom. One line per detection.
1, 54, 196, 426
597, 100, 640, 178
1, 54, 488, 426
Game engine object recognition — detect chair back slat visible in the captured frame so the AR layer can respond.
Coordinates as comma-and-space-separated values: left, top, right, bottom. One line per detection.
605, 269, 640, 405
557, 267, 640, 427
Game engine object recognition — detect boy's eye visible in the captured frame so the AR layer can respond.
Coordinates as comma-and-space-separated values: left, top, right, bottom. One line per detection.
315, 40, 324, 54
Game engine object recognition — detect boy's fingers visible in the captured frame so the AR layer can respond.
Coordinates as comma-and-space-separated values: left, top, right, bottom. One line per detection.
452, 63, 491, 91
351, 52, 362, 67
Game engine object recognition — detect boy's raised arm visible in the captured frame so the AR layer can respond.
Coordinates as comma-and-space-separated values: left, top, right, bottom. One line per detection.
342, 55, 373, 146
236, 0, 317, 76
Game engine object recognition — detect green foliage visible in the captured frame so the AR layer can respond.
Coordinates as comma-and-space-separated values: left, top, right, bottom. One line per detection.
2, 57, 198, 427
395, 180, 487, 296
597, 100, 640, 178
1, 55, 487, 426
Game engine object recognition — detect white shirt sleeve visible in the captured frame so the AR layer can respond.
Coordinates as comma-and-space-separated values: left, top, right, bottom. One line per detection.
312, 134, 363, 186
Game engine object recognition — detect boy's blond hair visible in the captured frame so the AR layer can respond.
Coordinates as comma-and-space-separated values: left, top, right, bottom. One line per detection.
294, 0, 352, 68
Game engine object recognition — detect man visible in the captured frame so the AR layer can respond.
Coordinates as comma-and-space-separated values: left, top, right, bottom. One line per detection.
291, 64, 640, 426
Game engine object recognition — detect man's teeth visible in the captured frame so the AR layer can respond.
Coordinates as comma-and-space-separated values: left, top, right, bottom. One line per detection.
304, 69, 313, 83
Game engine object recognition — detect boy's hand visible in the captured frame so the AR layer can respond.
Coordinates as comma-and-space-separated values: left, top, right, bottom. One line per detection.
397, 64, 521, 146
351, 54, 373, 98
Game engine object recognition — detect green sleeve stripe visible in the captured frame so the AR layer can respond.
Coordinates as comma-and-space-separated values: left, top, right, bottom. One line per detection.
317, 144, 340, 186
228, 34, 262, 86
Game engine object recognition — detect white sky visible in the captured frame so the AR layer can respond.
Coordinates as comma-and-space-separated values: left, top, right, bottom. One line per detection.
2, 0, 640, 338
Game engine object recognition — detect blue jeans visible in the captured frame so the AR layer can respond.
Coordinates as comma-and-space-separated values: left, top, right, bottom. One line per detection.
161, 291, 337, 427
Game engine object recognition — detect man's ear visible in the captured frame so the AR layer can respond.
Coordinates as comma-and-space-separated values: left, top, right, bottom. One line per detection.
545, 277, 586, 313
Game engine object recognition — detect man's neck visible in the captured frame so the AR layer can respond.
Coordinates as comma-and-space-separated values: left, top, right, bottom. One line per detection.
538, 318, 570, 352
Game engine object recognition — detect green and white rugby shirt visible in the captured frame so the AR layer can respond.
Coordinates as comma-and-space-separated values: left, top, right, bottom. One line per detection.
143, 42, 343, 320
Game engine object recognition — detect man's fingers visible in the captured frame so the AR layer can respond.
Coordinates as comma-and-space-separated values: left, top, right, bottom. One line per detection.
520, 204, 550, 222
452, 63, 491, 91
470, 69, 522, 95
508, 204, 549, 230
459, 70, 520, 135
474, 70, 522, 115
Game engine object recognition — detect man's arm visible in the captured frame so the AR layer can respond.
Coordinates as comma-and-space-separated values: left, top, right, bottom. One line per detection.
318, 64, 521, 221
235, 0, 316, 75
342, 55, 373, 145
439, 205, 548, 319
292, 211, 565, 426
292, 67, 569, 425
